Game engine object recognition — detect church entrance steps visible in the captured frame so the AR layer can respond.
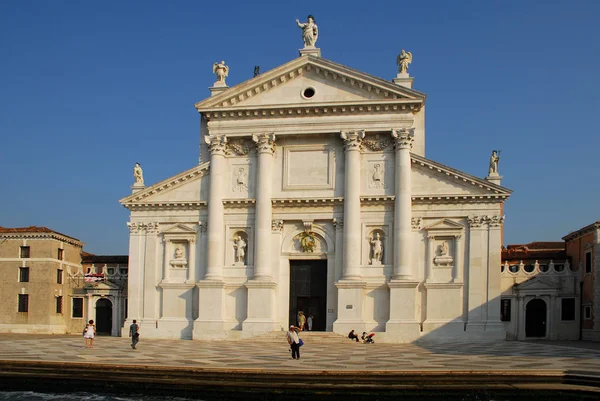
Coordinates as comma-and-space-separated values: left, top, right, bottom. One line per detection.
248, 331, 349, 344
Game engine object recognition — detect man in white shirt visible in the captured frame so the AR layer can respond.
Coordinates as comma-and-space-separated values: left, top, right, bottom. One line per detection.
286, 325, 301, 360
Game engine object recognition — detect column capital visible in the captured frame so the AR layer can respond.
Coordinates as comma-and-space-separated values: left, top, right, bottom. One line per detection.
204, 135, 228, 156
486, 215, 505, 228
252, 133, 276, 154
271, 219, 283, 232
340, 130, 365, 151
391, 128, 415, 150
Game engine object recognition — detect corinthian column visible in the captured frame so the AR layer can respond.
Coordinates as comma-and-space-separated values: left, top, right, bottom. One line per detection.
340, 130, 364, 280
391, 128, 414, 280
204, 135, 227, 280
252, 133, 276, 280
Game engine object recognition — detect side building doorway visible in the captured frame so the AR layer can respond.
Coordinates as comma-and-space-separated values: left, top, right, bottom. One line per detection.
525, 298, 547, 338
289, 260, 327, 331
95, 298, 113, 335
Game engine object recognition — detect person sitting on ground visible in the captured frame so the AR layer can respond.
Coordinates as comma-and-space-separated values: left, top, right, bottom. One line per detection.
348, 329, 359, 342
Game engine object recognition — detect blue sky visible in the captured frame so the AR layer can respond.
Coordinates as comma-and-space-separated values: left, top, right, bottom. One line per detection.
1, 1, 598, 254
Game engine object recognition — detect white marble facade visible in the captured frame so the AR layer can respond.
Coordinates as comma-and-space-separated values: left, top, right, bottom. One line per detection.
120, 52, 511, 342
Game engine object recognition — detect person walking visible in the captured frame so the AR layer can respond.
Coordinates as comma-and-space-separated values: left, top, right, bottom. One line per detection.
307, 314, 313, 331
286, 325, 301, 360
297, 311, 306, 331
129, 319, 140, 349
83, 320, 96, 348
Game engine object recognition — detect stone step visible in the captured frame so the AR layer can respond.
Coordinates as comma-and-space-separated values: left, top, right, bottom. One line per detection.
250, 331, 350, 343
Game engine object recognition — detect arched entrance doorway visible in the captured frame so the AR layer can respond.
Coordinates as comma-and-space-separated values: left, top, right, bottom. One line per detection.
289, 260, 327, 331
525, 298, 546, 338
95, 298, 113, 335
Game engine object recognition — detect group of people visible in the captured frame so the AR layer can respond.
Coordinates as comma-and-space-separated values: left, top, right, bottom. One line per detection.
348, 330, 375, 344
296, 311, 314, 331
82, 319, 140, 349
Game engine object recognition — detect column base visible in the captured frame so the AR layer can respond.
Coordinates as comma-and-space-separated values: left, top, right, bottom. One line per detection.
333, 280, 366, 335
194, 280, 228, 340
242, 280, 278, 335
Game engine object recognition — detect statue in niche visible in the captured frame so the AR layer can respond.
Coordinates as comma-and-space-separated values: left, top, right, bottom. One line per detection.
370, 164, 385, 189
233, 234, 247, 264
488, 150, 500, 175
133, 162, 144, 185
212, 60, 229, 84
296, 15, 318, 48
370, 232, 383, 264
396, 50, 413, 74
234, 167, 248, 192
434, 240, 454, 266
174, 245, 185, 260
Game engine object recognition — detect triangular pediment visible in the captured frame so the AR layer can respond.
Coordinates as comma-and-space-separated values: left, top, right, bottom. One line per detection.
195, 56, 425, 112
162, 223, 196, 234
514, 277, 559, 292
424, 219, 464, 231
411, 154, 512, 200
119, 162, 209, 208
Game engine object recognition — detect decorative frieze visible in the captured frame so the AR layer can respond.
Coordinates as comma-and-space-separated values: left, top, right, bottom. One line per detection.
226, 138, 252, 156
467, 215, 505, 228
252, 133, 276, 154
340, 130, 365, 151
362, 134, 391, 152
127, 222, 159, 234
271, 219, 284, 232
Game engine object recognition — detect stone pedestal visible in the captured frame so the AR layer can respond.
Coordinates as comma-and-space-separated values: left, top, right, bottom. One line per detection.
422, 282, 463, 338
209, 81, 228, 96
393, 73, 414, 89
131, 183, 145, 194
194, 280, 227, 339
332, 280, 366, 334
385, 280, 420, 342
242, 280, 278, 335
299, 47, 321, 57
485, 173, 503, 186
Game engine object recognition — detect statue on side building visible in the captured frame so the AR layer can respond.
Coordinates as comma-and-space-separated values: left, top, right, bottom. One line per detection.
488, 150, 500, 175
212, 61, 229, 85
296, 15, 318, 47
396, 50, 412, 74
133, 162, 144, 185
174, 245, 185, 260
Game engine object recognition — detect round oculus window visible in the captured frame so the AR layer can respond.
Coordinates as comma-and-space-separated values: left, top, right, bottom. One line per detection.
302, 87, 316, 99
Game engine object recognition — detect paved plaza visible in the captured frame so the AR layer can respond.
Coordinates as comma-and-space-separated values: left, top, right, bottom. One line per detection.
1, 333, 600, 373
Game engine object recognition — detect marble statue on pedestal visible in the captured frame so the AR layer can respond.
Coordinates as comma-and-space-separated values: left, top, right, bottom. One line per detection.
434, 241, 454, 266
488, 150, 500, 175
370, 232, 383, 264
396, 50, 412, 74
296, 15, 318, 47
212, 61, 229, 85
174, 245, 185, 260
133, 162, 144, 185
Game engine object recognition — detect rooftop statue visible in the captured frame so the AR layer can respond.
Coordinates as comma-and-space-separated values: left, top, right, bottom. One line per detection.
212, 60, 229, 85
488, 150, 500, 175
296, 15, 318, 48
133, 162, 144, 186
396, 50, 412, 74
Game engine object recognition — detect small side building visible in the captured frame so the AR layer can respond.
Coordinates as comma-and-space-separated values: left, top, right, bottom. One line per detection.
563, 222, 600, 341
501, 242, 579, 340
0, 226, 128, 336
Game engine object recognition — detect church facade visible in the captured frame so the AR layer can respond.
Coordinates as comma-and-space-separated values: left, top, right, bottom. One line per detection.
120, 38, 511, 342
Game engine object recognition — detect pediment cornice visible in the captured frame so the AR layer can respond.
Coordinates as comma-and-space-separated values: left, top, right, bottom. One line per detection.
119, 162, 210, 207
194, 56, 426, 119
411, 153, 512, 198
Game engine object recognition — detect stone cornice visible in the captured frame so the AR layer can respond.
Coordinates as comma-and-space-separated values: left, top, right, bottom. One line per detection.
0, 232, 85, 248
195, 56, 425, 113
119, 162, 210, 206
411, 153, 512, 196
562, 221, 600, 242
126, 202, 207, 212
272, 197, 344, 207
203, 101, 422, 121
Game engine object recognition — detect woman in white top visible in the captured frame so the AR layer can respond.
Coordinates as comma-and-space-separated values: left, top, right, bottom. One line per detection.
83, 319, 96, 348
